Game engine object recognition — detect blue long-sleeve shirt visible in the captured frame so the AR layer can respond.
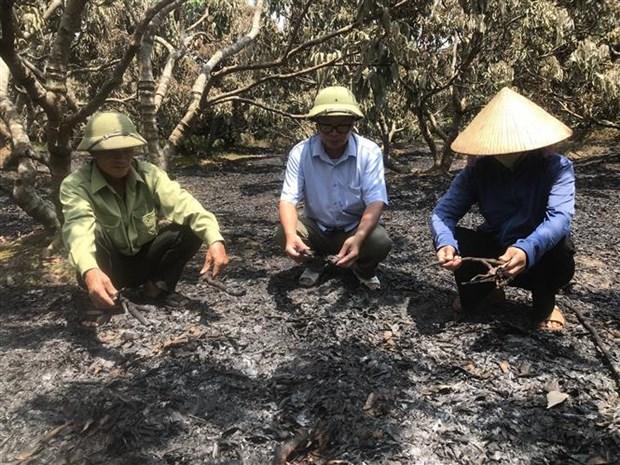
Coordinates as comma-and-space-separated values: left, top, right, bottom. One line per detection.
430, 153, 575, 269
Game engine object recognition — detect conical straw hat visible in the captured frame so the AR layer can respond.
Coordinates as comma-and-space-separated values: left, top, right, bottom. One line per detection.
450, 87, 572, 156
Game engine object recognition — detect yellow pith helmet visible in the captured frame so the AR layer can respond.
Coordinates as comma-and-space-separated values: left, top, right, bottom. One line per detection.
307, 86, 364, 120
77, 112, 147, 152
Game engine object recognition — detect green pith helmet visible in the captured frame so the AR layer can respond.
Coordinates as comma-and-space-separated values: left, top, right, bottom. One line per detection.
307, 86, 364, 120
77, 112, 147, 152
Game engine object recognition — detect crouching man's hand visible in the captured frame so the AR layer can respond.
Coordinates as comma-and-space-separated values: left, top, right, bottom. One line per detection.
284, 234, 311, 262
498, 246, 527, 277
437, 245, 462, 271
335, 235, 363, 268
84, 268, 118, 308
201, 241, 229, 278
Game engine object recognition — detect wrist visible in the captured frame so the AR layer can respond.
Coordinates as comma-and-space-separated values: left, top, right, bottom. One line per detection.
83, 267, 99, 279
353, 231, 366, 243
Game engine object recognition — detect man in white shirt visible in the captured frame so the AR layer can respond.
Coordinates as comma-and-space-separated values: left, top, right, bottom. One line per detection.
277, 86, 391, 289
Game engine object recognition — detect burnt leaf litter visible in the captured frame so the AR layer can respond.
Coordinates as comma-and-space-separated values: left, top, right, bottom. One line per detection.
1, 150, 619, 465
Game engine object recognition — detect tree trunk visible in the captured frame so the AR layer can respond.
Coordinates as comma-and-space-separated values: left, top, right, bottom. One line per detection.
138, 3, 179, 168
439, 90, 465, 172
415, 106, 439, 165
0, 59, 59, 231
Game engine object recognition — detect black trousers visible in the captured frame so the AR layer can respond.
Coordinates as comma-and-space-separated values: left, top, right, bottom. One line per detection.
89, 224, 202, 292
453, 227, 575, 321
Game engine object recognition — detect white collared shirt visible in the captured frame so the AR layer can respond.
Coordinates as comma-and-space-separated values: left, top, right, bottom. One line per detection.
280, 133, 388, 231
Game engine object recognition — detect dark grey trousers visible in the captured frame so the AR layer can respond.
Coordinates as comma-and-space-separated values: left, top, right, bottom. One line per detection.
87, 223, 202, 291
276, 216, 392, 278
453, 227, 575, 321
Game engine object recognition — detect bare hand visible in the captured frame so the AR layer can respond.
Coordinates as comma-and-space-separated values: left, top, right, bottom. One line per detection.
335, 235, 362, 268
201, 241, 229, 278
84, 268, 118, 309
498, 246, 527, 277
284, 234, 311, 262
437, 245, 462, 271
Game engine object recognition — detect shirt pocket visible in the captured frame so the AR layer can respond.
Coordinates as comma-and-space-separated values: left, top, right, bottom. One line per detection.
134, 209, 158, 238
341, 183, 364, 216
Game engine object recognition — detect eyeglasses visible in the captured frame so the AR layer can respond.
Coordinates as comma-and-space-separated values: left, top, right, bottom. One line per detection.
316, 122, 354, 134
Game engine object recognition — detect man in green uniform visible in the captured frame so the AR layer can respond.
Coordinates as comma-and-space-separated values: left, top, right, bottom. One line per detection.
61, 112, 228, 317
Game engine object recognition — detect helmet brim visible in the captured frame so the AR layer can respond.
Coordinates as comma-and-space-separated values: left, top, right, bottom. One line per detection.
307, 104, 364, 120
78, 134, 147, 152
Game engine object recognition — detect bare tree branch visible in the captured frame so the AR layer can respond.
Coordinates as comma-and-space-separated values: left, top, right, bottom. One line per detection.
43, 0, 63, 20
555, 97, 620, 130
104, 94, 137, 105
166, 0, 264, 152
0, 0, 55, 115
68, 59, 122, 76
215, 20, 358, 77
186, 5, 209, 32
213, 96, 306, 120
153, 34, 194, 111
207, 55, 345, 106
66, 0, 181, 129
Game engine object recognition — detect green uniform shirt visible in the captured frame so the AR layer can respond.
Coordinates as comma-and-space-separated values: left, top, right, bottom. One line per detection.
60, 159, 224, 276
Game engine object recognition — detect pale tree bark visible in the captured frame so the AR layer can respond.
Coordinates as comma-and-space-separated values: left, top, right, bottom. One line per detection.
138, 0, 185, 168
153, 32, 207, 111
165, 0, 265, 158
45, 0, 89, 203
375, 112, 405, 172
43, 0, 63, 21
0, 58, 59, 231
0, 0, 179, 229
153, 37, 179, 112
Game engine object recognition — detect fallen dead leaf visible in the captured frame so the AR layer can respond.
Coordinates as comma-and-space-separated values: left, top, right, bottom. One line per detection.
363, 392, 377, 411
152, 325, 207, 354
587, 455, 609, 465
499, 360, 510, 373
382, 330, 396, 349
546, 390, 569, 409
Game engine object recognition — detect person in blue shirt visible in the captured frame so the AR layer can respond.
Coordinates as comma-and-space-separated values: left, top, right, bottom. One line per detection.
277, 86, 391, 290
430, 87, 576, 331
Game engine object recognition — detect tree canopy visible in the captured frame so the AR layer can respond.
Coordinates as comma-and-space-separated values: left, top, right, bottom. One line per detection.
0, 0, 618, 229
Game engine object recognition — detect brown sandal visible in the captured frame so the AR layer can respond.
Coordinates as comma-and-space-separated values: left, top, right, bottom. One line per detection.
537, 306, 566, 332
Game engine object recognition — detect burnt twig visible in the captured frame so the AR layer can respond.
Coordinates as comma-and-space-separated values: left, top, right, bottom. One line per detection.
201, 274, 246, 296
427, 256, 512, 288
117, 291, 151, 327
425, 256, 505, 269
